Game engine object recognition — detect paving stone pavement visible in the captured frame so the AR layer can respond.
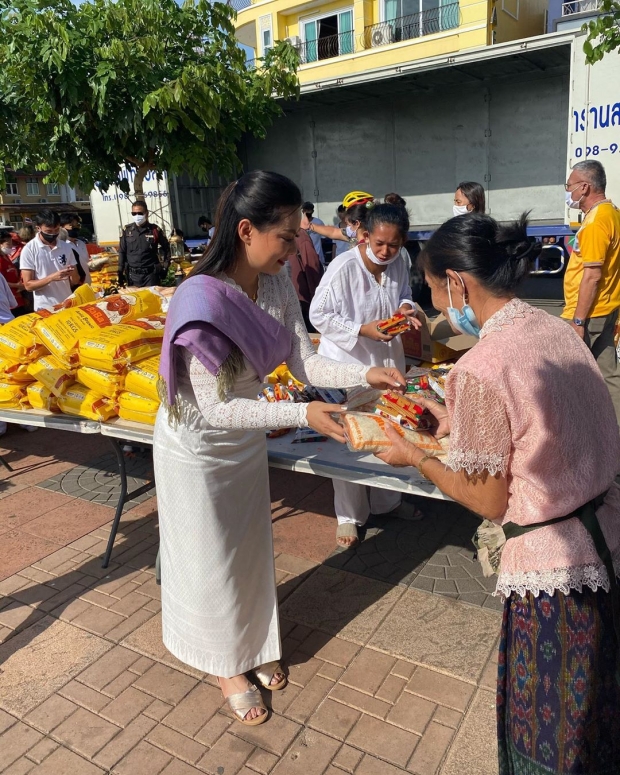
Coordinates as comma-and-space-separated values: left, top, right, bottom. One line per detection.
0, 428, 502, 774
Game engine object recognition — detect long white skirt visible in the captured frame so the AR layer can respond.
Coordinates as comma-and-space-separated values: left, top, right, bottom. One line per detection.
153, 388, 280, 677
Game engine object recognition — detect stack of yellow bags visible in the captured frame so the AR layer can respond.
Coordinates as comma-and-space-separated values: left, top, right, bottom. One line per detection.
89, 251, 121, 293
0, 286, 167, 425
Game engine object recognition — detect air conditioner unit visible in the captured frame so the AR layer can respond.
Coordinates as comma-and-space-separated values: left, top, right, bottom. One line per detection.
286, 35, 301, 48
13, 198, 22, 204
371, 27, 394, 47
38, 198, 48, 203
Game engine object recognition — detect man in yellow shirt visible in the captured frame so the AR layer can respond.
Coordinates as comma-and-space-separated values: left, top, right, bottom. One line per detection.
563, 160, 620, 422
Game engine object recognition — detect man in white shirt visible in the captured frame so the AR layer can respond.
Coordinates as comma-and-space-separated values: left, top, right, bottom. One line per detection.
302, 202, 326, 266
60, 214, 91, 285
20, 210, 79, 311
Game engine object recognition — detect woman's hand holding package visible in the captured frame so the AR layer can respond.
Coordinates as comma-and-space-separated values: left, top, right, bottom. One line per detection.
306, 402, 347, 443
374, 421, 424, 467
359, 321, 395, 342
415, 396, 450, 439
365, 366, 406, 391
397, 304, 423, 331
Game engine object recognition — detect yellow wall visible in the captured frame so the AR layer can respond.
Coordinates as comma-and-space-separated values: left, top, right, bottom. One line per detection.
236, 0, 545, 85
1, 176, 62, 204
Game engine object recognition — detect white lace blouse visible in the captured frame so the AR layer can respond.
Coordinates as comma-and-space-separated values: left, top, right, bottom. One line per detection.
178, 270, 371, 430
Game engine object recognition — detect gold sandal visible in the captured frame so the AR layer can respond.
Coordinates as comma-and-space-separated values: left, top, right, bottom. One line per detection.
222, 683, 268, 726
254, 661, 287, 691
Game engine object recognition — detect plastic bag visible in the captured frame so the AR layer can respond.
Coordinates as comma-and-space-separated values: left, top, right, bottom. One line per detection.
26, 383, 59, 412
78, 316, 166, 373
52, 284, 97, 310
0, 313, 48, 362
76, 367, 125, 398
124, 356, 160, 402
57, 383, 118, 422
118, 391, 160, 426
27, 355, 75, 398
34, 288, 165, 367
0, 382, 28, 409
0, 357, 36, 384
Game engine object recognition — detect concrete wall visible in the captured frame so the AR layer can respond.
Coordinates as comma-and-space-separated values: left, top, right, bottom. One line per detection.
242, 69, 569, 227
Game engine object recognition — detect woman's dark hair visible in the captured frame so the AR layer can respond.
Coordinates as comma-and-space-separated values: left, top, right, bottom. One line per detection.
456, 181, 485, 214
384, 192, 406, 208
345, 202, 373, 228
191, 171, 302, 277
419, 212, 542, 295
365, 203, 410, 241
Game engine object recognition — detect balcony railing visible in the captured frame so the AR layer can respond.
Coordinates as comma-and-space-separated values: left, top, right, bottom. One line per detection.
299, 30, 355, 64
561, 0, 600, 14
363, 4, 460, 48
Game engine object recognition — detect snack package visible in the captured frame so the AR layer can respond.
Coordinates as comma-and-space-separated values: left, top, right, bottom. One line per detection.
57, 383, 118, 422
76, 367, 125, 398
427, 368, 451, 401
301, 386, 346, 404
345, 386, 383, 412
377, 312, 411, 337
292, 428, 328, 443
0, 357, 36, 384
0, 313, 48, 362
78, 315, 166, 372
26, 383, 59, 412
117, 391, 160, 426
266, 363, 304, 389
0, 382, 27, 409
258, 382, 305, 403
52, 284, 97, 310
124, 356, 160, 402
266, 428, 291, 439
376, 392, 431, 430
34, 289, 165, 367
342, 412, 448, 455
27, 355, 75, 398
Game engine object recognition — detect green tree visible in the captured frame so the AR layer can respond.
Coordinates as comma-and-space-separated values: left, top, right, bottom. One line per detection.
0, 0, 298, 197
583, 0, 620, 63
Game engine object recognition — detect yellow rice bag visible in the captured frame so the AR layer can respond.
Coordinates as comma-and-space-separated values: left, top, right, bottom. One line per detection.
52, 283, 97, 310
26, 382, 59, 412
118, 391, 160, 415
0, 382, 27, 408
0, 313, 49, 362
0, 357, 36, 384
57, 383, 118, 422
124, 356, 160, 402
117, 407, 157, 426
76, 366, 125, 398
27, 355, 75, 398
78, 315, 166, 373
34, 288, 165, 367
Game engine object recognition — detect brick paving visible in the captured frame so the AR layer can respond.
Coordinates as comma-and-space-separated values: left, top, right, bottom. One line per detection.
0, 425, 500, 774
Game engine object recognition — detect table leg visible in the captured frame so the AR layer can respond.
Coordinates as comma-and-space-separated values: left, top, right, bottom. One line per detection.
101, 438, 155, 569
0, 455, 13, 472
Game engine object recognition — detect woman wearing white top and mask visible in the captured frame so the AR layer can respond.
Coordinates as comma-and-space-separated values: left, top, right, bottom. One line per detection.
453, 181, 486, 217
310, 203, 422, 548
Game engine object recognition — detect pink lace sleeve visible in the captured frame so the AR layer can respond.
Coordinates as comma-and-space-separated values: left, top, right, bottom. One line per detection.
445, 369, 511, 477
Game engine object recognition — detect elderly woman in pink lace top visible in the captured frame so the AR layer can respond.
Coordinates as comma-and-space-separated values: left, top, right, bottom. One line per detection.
378, 213, 620, 775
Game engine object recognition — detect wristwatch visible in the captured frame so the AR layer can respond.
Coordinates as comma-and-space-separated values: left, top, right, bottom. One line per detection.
573, 317, 585, 327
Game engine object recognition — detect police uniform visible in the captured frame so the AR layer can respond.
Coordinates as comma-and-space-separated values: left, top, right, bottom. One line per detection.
118, 221, 170, 288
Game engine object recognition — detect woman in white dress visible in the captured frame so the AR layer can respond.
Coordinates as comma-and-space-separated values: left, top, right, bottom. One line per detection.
154, 171, 405, 726
309, 204, 421, 548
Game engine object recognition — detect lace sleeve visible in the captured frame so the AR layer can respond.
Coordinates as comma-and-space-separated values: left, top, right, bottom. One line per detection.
281, 273, 370, 389
445, 369, 511, 476
183, 350, 308, 430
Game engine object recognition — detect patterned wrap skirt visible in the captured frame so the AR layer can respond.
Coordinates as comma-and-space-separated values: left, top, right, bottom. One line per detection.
497, 587, 620, 774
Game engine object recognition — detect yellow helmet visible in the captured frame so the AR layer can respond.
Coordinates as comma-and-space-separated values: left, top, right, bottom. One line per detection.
342, 191, 374, 209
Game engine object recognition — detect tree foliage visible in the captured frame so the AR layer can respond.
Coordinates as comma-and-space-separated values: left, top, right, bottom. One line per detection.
583, 0, 620, 63
0, 0, 299, 196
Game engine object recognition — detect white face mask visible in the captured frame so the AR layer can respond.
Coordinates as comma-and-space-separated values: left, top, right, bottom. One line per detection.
453, 204, 470, 217
365, 242, 400, 266
565, 188, 584, 210
133, 214, 146, 225
345, 225, 357, 238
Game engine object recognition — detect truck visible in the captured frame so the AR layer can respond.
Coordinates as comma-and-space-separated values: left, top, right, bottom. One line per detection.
239, 28, 620, 305
90, 167, 228, 246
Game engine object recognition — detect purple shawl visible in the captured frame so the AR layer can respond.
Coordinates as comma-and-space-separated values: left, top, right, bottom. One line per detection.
159, 274, 292, 405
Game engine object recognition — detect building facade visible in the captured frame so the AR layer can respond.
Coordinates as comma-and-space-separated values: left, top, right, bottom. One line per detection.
1, 170, 91, 231
233, 0, 547, 85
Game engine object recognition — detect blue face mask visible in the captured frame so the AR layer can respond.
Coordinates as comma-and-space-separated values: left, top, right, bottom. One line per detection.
446, 272, 481, 338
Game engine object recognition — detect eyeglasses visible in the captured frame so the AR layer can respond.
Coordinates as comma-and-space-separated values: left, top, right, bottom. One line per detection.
564, 180, 587, 191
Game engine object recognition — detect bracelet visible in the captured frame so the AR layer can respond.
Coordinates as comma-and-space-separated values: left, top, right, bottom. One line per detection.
417, 454, 433, 481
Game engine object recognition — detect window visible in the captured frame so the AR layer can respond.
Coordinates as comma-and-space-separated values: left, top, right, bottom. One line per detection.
259, 15, 273, 55
46, 182, 60, 195
26, 178, 39, 196
383, 0, 458, 35
502, 0, 519, 19
5, 182, 18, 195
302, 9, 354, 63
